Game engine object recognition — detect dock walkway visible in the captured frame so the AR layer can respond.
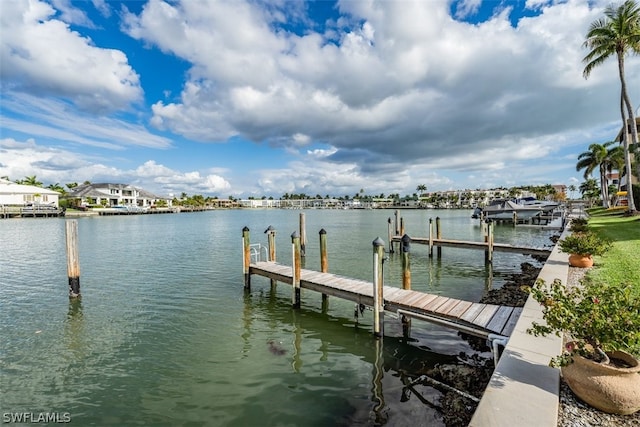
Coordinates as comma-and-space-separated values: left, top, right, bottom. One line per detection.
250, 261, 522, 338
391, 236, 552, 257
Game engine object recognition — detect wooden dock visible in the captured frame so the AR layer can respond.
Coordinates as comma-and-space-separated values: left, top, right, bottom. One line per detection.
249, 261, 522, 338
391, 236, 552, 257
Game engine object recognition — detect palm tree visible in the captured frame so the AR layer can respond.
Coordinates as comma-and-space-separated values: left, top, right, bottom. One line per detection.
583, 0, 640, 213
416, 184, 427, 195
47, 183, 66, 194
22, 175, 43, 187
576, 143, 610, 207
579, 178, 601, 206
568, 184, 577, 200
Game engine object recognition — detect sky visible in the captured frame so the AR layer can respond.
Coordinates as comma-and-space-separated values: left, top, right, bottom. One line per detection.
1, 0, 639, 199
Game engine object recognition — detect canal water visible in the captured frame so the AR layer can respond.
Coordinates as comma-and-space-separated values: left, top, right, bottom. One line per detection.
0, 209, 558, 426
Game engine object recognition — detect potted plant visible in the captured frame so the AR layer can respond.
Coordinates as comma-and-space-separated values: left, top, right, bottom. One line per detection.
557, 231, 611, 268
528, 278, 640, 415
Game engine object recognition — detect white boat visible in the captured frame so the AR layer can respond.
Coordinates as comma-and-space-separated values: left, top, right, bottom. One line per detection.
520, 197, 559, 213
474, 200, 543, 220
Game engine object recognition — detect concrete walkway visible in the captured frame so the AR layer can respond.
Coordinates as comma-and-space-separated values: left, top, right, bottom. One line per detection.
470, 228, 573, 426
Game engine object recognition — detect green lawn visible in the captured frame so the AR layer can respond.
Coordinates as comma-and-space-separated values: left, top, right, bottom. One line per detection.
585, 208, 640, 297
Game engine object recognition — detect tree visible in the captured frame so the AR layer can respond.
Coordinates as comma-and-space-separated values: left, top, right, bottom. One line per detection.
21, 175, 43, 187
568, 184, 577, 199
579, 178, 601, 206
583, 0, 640, 213
576, 143, 609, 207
47, 183, 65, 194
66, 182, 78, 190
416, 184, 427, 195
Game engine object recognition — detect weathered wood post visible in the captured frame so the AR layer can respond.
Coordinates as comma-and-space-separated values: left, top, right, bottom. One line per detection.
242, 226, 251, 289
65, 220, 80, 298
400, 234, 411, 337
387, 218, 394, 253
372, 237, 385, 338
265, 225, 276, 262
319, 228, 328, 308
291, 231, 301, 308
400, 217, 405, 236
265, 225, 277, 289
512, 211, 517, 227
401, 234, 411, 290
428, 218, 434, 258
484, 219, 494, 264
436, 216, 442, 258
299, 212, 306, 259
394, 210, 400, 235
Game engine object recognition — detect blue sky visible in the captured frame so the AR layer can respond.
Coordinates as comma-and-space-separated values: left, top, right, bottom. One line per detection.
1, 0, 638, 198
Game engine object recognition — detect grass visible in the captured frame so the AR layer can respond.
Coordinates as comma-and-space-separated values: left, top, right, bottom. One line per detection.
584, 208, 640, 297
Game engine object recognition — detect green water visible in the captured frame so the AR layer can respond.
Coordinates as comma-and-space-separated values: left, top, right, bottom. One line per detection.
0, 209, 557, 426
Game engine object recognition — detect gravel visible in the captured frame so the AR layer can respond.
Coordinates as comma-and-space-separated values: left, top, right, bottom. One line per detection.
557, 267, 640, 427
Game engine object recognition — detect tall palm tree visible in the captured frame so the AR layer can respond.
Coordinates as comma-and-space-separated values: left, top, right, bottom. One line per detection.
576, 143, 609, 207
583, 0, 640, 213
22, 175, 43, 187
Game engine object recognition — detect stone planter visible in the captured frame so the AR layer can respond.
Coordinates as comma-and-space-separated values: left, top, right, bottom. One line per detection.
562, 347, 640, 415
568, 254, 594, 268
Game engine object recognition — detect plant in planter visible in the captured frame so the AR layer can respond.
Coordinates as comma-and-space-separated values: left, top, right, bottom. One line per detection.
528, 278, 640, 415
557, 231, 611, 267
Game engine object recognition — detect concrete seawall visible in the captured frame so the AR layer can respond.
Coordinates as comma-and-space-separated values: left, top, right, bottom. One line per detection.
470, 228, 571, 426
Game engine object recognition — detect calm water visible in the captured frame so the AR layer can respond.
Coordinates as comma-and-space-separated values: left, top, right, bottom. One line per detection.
0, 209, 557, 426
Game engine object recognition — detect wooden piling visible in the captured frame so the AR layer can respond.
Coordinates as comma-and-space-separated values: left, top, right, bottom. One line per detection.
319, 229, 328, 306
265, 225, 276, 262
428, 218, 434, 258
400, 217, 405, 236
436, 216, 442, 258
387, 218, 394, 253
372, 237, 385, 338
400, 234, 411, 337
512, 211, 517, 227
291, 231, 301, 308
484, 220, 494, 264
265, 225, 277, 289
299, 212, 306, 258
394, 210, 400, 235
65, 220, 81, 298
242, 226, 251, 289
401, 234, 411, 290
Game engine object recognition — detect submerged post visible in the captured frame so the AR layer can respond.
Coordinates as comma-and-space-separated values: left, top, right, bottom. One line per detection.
65, 220, 80, 298
319, 229, 328, 306
291, 231, 301, 308
387, 218, 394, 253
436, 216, 442, 258
299, 213, 306, 258
372, 237, 385, 338
242, 226, 251, 289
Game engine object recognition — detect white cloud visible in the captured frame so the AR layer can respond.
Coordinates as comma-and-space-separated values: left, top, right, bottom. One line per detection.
0, 0, 142, 112
123, 0, 638, 174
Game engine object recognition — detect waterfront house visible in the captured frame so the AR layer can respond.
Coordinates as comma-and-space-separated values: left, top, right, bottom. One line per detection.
0, 178, 61, 207
65, 183, 172, 208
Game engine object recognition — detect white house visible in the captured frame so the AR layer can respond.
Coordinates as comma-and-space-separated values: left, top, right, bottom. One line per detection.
0, 178, 61, 206
66, 183, 171, 208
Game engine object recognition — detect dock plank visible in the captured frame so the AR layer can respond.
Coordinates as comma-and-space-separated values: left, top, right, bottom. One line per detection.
250, 261, 520, 338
